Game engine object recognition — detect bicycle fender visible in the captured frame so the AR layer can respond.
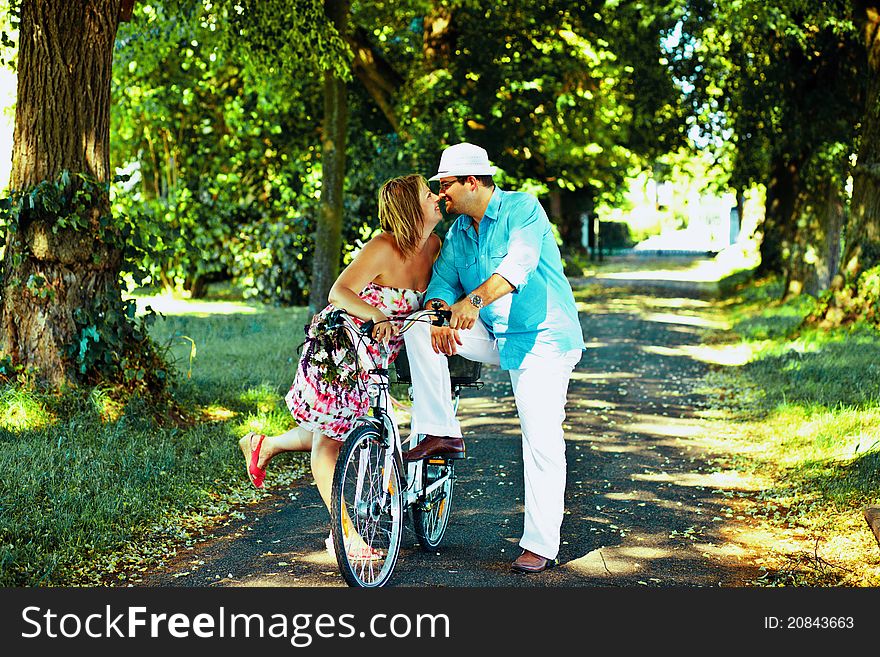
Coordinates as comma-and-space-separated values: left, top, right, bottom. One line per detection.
353, 416, 382, 432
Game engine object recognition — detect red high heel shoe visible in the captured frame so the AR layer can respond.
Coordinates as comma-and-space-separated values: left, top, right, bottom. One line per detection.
239, 432, 267, 488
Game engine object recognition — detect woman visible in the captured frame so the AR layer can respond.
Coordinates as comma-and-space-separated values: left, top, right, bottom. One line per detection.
238, 174, 442, 558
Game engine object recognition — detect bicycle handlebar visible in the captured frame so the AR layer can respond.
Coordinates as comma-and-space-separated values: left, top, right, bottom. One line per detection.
325, 305, 450, 341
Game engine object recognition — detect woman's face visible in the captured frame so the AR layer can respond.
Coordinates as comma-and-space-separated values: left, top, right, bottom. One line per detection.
419, 184, 442, 230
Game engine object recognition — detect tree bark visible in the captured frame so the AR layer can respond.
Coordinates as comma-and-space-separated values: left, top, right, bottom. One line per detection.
309, 0, 350, 314
349, 27, 403, 135
423, 4, 454, 67
757, 157, 800, 279
783, 177, 844, 299
1, 0, 125, 387
819, 180, 845, 293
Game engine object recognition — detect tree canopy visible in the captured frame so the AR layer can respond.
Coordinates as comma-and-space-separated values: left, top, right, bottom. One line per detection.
2, 0, 880, 388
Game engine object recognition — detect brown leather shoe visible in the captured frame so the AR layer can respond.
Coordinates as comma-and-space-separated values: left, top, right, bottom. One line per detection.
402, 435, 466, 461
511, 549, 556, 574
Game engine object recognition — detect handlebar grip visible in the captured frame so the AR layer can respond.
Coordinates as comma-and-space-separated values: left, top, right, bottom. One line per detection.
326, 309, 344, 328
429, 300, 451, 326
360, 319, 375, 336
432, 309, 451, 326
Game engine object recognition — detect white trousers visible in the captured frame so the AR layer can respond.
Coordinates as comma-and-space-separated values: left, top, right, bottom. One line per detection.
403, 318, 580, 560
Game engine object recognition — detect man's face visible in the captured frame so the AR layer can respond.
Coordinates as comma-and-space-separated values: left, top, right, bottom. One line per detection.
437, 176, 467, 215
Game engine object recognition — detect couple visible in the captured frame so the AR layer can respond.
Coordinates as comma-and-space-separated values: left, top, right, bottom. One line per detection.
240, 143, 585, 574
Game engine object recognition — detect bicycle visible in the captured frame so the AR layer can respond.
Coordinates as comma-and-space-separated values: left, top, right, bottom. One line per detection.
324, 303, 482, 587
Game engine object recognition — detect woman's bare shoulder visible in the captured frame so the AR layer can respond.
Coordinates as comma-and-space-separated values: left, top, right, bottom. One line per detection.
368, 231, 399, 250
358, 232, 399, 258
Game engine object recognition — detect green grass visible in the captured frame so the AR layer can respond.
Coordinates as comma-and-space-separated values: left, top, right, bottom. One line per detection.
0, 297, 312, 586
709, 276, 880, 585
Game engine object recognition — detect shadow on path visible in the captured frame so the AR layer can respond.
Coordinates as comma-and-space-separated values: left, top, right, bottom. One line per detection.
141, 266, 770, 588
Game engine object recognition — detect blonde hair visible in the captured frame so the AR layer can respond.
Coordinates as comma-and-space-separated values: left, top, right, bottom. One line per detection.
377, 174, 428, 260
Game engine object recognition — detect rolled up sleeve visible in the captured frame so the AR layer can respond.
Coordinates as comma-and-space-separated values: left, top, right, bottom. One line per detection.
493, 198, 545, 291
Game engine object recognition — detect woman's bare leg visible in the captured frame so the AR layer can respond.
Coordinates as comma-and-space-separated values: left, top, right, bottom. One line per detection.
257, 425, 314, 469
311, 432, 343, 513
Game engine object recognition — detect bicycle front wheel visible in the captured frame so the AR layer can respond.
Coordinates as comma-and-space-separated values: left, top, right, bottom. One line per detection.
330, 423, 404, 587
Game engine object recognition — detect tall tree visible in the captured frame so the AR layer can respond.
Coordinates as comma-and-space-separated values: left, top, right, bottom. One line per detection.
311, 0, 350, 314
674, 0, 862, 296
221, 0, 352, 313
0, 0, 157, 388
838, 1, 880, 282
818, 1, 880, 324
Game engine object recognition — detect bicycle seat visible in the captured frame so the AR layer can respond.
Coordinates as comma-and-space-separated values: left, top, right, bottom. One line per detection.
393, 346, 482, 386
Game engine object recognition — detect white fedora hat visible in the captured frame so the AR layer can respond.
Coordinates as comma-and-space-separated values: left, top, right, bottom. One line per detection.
428, 142, 497, 181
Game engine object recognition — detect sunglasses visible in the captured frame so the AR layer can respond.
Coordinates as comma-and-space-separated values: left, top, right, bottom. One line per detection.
437, 176, 469, 193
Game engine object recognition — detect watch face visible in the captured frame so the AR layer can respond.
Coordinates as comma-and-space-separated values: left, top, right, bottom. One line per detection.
470, 294, 483, 307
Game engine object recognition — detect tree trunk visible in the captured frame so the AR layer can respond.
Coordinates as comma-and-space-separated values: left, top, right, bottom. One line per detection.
424, 4, 454, 66
309, 0, 350, 314
559, 187, 594, 250
838, 2, 880, 283
1, 0, 125, 387
349, 27, 403, 135
783, 178, 844, 299
815, 2, 880, 326
757, 157, 800, 279
818, 181, 845, 294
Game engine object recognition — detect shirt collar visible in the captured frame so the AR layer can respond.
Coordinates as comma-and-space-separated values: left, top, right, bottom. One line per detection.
454, 186, 503, 231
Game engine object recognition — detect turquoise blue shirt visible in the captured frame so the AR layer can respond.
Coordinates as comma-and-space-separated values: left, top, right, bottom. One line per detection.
426, 186, 585, 369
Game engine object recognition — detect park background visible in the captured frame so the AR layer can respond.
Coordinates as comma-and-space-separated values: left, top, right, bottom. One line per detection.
1, 0, 879, 587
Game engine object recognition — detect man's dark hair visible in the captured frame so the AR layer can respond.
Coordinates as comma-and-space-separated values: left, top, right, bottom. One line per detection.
465, 175, 495, 188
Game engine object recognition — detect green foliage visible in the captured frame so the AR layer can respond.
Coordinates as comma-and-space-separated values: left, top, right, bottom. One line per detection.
222, 0, 353, 80
807, 263, 880, 328
67, 295, 171, 396
112, 2, 358, 303
385, 0, 685, 203
0, 169, 175, 392
0, 171, 116, 246
674, 0, 862, 204
0, 0, 19, 68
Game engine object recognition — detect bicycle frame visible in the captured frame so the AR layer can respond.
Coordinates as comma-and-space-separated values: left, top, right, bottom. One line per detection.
329, 309, 447, 510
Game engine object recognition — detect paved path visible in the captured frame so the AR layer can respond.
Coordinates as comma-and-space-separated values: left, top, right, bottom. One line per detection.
142, 260, 767, 588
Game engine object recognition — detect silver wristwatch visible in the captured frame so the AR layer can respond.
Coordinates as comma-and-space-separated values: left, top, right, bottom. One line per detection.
468, 293, 484, 309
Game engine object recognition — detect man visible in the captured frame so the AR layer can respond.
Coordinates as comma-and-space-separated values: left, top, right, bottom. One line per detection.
402, 142, 585, 574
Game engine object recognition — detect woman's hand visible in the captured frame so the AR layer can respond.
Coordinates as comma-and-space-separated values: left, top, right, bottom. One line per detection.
370, 309, 398, 344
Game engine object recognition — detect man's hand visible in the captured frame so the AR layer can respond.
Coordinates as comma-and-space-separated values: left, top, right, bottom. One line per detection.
430, 325, 463, 355
448, 297, 480, 331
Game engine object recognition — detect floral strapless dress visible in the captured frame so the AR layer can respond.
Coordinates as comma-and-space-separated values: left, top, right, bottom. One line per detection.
285, 282, 425, 441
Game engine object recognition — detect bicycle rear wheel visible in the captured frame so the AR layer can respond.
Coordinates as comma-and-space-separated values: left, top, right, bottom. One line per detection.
330, 423, 404, 587
412, 459, 454, 550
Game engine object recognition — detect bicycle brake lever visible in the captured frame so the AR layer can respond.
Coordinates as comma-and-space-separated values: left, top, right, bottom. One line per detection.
429, 300, 451, 326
